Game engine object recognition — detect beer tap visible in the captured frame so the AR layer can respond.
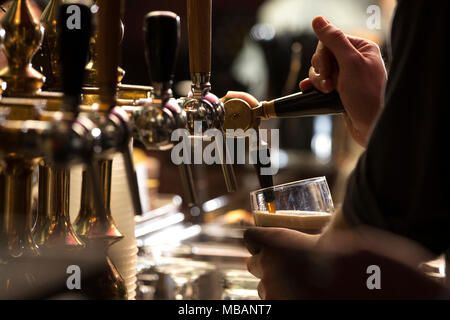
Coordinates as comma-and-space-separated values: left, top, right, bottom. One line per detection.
0, 1, 55, 292
0, 1, 123, 297
135, 11, 197, 207
222, 90, 344, 131
52, 1, 127, 298
0, 1, 46, 267
223, 89, 343, 210
182, 0, 237, 193
74, 0, 143, 221
34, 1, 105, 252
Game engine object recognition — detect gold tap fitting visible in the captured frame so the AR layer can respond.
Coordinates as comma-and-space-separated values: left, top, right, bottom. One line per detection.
0, 0, 45, 97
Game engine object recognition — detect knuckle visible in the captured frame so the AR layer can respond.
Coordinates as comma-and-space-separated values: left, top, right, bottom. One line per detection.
367, 39, 380, 51
309, 67, 320, 80
331, 29, 347, 44
345, 51, 364, 67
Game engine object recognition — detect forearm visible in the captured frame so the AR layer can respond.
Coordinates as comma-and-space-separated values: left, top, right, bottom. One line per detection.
318, 207, 435, 268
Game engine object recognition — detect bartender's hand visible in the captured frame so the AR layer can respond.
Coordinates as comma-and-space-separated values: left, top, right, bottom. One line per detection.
244, 227, 444, 299
300, 16, 387, 146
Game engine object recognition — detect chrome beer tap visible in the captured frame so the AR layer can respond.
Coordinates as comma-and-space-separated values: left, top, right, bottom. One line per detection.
181, 0, 237, 193
132, 11, 197, 206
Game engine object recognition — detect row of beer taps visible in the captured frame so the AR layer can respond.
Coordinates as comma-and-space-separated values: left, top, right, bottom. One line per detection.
0, 0, 238, 298
0, 0, 344, 299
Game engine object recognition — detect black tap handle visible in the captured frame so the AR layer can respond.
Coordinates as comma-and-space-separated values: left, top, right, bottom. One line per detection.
144, 11, 180, 86
273, 89, 344, 118
59, 3, 92, 114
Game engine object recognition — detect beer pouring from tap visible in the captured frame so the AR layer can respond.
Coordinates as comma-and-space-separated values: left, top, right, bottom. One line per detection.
223, 89, 343, 212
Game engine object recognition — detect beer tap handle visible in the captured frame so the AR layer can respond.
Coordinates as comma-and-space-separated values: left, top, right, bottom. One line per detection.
96, 0, 122, 110
263, 89, 344, 119
187, 0, 211, 76
144, 11, 180, 97
144, 11, 199, 207
59, 2, 93, 115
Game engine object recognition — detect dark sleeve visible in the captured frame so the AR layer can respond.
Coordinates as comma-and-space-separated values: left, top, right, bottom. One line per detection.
343, 0, 450, 255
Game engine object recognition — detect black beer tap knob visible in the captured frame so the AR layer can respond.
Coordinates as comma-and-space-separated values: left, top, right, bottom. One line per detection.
59, 2, 93, 116
144, 11, 180, 99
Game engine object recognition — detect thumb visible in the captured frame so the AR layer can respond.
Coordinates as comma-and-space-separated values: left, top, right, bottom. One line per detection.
312, 16, 357, 62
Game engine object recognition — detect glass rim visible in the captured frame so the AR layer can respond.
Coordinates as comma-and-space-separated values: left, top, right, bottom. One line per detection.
250, 176, 328, 196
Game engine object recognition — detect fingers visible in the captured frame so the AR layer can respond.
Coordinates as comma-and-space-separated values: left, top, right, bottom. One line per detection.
223, 91, 260, 108
299, 78, 313, 92
245, 227, 319, 249
311, 41, 334, 78
312, 16, 359, 63
243, 227, 264, 255
309, 66, 334, 93
247, 253, 263, 278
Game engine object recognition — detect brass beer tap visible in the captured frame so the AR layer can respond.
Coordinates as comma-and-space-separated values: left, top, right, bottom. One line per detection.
222, 88, 344, 208
222, 90, 344, 131
0, 0, 116, 297
0, 0, 44, 97
0, 1, 46, 273
71, 0, 145, 299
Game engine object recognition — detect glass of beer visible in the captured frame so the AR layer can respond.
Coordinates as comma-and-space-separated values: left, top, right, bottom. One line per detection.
250, 177, 334, 234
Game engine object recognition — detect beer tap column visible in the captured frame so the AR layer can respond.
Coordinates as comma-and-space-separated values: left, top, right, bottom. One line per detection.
0, 0, 44, 264
185, 0, 237, 192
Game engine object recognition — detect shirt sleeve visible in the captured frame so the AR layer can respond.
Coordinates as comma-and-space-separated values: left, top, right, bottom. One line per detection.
343, 0, 450, 255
